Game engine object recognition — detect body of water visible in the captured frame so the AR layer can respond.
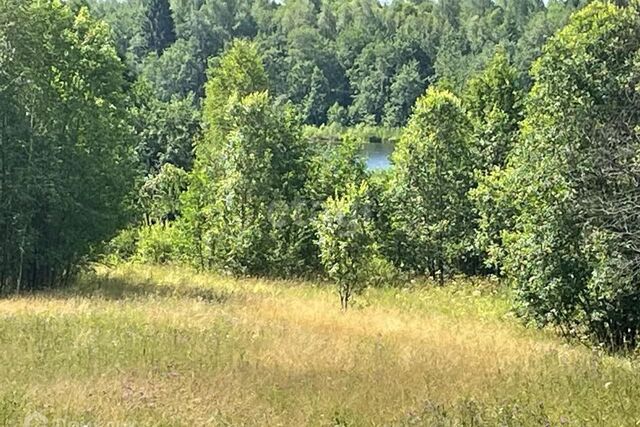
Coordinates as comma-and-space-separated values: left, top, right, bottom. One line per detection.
362, 142, 394, 170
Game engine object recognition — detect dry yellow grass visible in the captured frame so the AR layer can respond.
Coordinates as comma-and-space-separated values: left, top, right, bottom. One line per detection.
0, 264, 639, 426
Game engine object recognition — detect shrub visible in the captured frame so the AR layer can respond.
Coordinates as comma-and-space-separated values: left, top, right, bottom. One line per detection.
134, 224, 182, 265
105, 228, 140, 263
501, 2, 640, 349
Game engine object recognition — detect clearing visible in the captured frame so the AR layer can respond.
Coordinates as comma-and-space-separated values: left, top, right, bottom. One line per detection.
0, 265, 638, 426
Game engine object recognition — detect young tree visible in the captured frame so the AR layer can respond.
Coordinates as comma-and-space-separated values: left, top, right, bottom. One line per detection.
131, 81, 201, 174
202, 39, 269, 137
139, 163, 189, 226
191, 91, 312, 275
180, 40, 271, 272
316, 182, 375, 310
466, 47, 523, 272
383, 60, 426, 127
464, 47, 522, 170
390, 88, 475, 282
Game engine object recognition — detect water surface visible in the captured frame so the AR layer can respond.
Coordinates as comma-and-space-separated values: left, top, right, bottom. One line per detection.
362, 142, 394, 170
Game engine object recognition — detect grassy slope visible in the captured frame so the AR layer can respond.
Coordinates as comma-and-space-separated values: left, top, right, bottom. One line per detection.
0, 265, 639, 426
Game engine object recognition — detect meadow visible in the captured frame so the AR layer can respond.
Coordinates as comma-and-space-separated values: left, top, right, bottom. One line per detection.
0, 265, 638, 426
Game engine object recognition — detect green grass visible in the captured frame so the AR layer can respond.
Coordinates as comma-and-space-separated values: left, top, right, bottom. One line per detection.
0, 264, 639, 426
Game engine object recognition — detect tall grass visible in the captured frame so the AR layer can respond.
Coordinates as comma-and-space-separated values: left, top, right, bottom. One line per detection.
0, 265, 638, 426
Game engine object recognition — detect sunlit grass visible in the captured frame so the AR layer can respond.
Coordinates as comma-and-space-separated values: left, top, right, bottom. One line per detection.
0, 264, 638, 426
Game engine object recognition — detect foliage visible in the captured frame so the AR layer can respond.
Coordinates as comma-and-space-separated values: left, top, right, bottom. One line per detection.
466, 47, 523, 272
85, 0, 584, 126
0, 0, 135, 292
315, 182, 375, 309
464, 46, 523, 170
306, 136, 368, 206
139, 163, 189, 226
201, 39, 268, 142
501, 1, 640, 349
184, 90, 313, 276
136, 0, 176, 57
134, 223, 183, 265
131, 81, 201, 173
389, 88, 476, 282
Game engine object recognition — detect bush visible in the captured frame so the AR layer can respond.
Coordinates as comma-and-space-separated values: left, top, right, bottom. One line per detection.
134, 224, 182, 265
362, 255, 403, 288
501, 2, 640, 349
105, 228, 140, 263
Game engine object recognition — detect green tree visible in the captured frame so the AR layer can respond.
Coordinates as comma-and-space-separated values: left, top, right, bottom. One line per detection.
501, 1, 640, 349
0, 1, 135, 291
139, 0, 176, 56
466, 47, 523, 272
465, 47, 522, 169
306, 136, 367, 206
139, 163, 189, 226
202, 39, 268, 136
316, 182, 375, 310
383, 60, 426, 127
132, 81, 201, 173
390, 88, 476, 282
140, 38, 205, 101
185, 92, 312, 275
181, 39, 270, 272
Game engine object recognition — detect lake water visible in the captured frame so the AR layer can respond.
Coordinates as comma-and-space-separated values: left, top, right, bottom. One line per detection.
362, 142, 394, 170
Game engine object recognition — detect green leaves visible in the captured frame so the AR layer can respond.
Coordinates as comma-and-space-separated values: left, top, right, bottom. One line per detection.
315, 182, 375, 309
389, 88, 476, 280
500, 1, 640, 349
0, 0, 135, 291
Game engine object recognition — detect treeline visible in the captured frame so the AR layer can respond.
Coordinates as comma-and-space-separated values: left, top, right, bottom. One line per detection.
3, 0, 640, 352
86, 0, 584, 127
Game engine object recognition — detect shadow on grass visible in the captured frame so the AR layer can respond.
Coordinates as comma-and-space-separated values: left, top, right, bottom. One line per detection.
15, 273, 235, 305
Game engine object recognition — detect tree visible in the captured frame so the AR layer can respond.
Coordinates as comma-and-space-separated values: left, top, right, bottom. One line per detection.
316, 182, 375, 310
181, 39, 271, 272
139, 163, 189, 226
184, 91, 313, 275
466, 48, 523, 272
139, 0, 176, 56
389, 88, 476, 282
140, 38, 205, 101
383, 60, 426, 127
306, 135, 367, 207
0, 1, 135, 291
132, 81, 201, 174
501, 1, 640, 349
348, 41, 397, 124
202, 39, 269, 137
464, 46, 522, 170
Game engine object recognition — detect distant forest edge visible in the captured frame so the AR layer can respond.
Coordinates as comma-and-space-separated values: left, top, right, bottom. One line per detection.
86, 0, 586, 128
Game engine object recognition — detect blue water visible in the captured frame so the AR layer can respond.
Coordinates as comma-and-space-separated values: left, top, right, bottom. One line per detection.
363, 142, 394, 170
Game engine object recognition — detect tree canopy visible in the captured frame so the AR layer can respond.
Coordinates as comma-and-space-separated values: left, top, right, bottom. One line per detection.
0, 0, 135, 291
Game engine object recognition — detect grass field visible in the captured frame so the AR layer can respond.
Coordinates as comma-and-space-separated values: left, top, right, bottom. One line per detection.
1, 265, 639, 426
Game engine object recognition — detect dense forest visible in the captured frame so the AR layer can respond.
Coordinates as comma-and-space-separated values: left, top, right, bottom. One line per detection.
2, 0, 640, 352
86, 0, 585, 127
